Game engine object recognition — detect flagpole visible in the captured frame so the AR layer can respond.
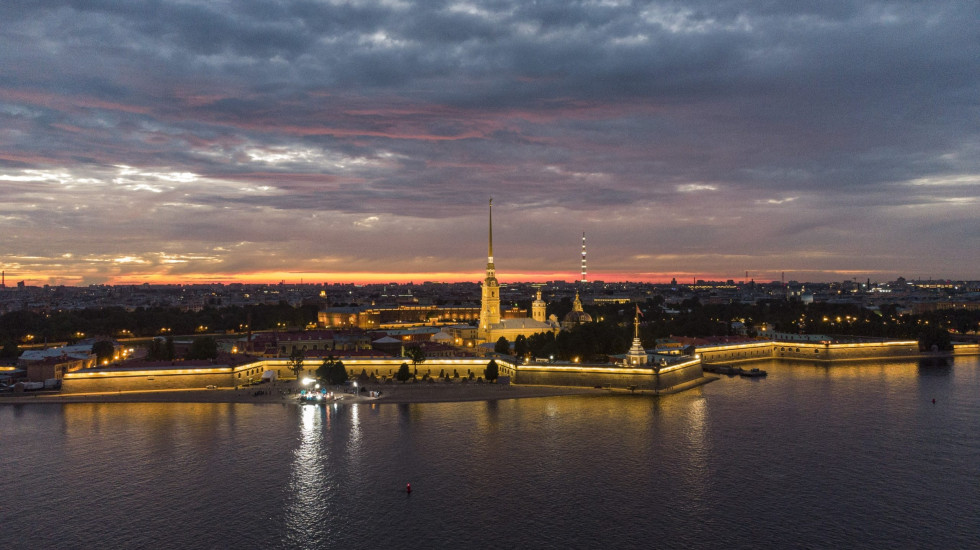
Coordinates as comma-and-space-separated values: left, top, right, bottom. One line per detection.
634, 305, 640, 340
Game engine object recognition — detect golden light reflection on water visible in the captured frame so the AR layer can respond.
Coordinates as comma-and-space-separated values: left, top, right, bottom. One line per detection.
284, 404, 328, 537
680, 396, 709, 512
62, 402, 239, 446
346, 403, 363, 471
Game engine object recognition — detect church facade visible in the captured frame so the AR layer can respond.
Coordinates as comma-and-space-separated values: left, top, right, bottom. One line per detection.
478, 199, 560, 344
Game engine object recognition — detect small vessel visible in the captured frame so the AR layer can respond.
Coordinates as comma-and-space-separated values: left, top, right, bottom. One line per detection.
739, 368, 767, 377
715, 365, 739, 375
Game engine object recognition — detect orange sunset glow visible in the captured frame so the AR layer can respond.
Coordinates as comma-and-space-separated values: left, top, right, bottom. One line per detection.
0, 1, 977, 286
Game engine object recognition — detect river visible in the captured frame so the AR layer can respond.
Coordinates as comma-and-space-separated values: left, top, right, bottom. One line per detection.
2, 356, 978, 549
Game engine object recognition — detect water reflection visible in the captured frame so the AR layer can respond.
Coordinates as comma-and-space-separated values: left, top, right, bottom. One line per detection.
283, 404, 329, 546
4, 358, 980, 549
346, 403, 363, 471
482, 399, 500, 433
680, 396, 709, 514
917, 356, 953, 376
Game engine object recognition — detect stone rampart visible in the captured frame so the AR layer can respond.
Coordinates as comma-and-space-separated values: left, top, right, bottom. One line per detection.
774, 341, 919, 362
514, 360, 703, 391
699, 342, 774, 365
63, 369, 236, 393
62, 358, 516, 394
699, 340, 922, 364
953, 343, 980, 356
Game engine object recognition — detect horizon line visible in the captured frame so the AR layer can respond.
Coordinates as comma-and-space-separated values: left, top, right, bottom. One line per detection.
1, 270, 973, 288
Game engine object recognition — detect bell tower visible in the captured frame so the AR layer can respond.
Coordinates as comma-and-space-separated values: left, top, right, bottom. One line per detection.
479, 198, 501, 334
532, 289, 546, 322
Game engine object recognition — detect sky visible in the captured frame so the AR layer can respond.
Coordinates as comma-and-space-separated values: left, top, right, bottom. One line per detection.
1, 0, 978, 287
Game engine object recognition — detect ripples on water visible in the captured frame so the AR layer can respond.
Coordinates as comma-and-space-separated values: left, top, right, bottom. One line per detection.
1, 357, 978, 549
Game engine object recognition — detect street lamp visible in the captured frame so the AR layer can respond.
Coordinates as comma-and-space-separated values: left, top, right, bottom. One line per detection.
353, 381, 358, 396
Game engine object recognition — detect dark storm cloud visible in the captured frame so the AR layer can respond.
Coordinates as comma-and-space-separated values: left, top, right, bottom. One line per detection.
0, 0, 978, 283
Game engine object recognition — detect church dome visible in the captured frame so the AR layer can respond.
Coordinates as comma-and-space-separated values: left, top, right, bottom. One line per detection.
562, 291, 593, 327
563, 309, 593, 325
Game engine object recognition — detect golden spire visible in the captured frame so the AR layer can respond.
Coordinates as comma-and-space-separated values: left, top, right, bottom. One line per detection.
488, 197, 493, 261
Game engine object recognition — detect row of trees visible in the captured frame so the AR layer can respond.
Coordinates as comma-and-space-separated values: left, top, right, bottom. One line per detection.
2, 297, 976, 360
287, 351, 351, 386
391, 360, 498, 382
144, 336, 219, 361
287, 349, 499, 385
487, 298, 978, 361
0, 302, 319, 344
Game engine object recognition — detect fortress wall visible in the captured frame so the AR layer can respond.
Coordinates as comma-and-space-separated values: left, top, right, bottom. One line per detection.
699, 343, 774, 365
294, 358, 511, 380
63, 370, 236, 393
515, 362, 703, 391
698, 340, 922, 364
953, 343, 979, 356
774, 341, 920, 362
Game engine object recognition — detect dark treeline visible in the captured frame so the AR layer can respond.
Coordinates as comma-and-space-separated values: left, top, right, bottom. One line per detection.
0, 302, 319, 345
2, 298, 976, 361
519, 297, 977, 361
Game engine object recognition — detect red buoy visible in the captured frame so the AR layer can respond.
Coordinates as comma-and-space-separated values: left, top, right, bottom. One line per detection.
406, 483, 412, 493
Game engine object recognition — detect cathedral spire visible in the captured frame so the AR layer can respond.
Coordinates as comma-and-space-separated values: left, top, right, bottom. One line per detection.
488, 197, 493, 262
480, 197, 501, 332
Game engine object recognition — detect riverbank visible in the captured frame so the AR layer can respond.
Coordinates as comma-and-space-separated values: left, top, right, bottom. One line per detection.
0, 382, 614, 406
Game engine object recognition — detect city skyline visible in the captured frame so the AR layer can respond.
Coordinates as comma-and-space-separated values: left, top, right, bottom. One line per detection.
1, 1, 978, 286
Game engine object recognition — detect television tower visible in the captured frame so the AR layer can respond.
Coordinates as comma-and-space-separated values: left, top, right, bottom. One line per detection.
580, 232, 587, 284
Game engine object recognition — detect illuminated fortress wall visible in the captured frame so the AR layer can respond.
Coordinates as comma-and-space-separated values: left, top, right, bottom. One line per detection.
774, 341, 919, 361
698, 342, 774, 364
699, 340, 921, 364
953, 343, 980, 355
62, 339, 926, 394
62, 363, 279, 393
62, 357, 705, 393
514, 359, 704, 391
63, 369, 236, 394
61, 358, 512, 393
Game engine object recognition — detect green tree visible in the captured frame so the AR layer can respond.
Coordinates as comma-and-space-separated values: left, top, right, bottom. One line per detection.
91, 340, 115, 365
324, 359, 348, 385
494, 336, 510, 354
146, 339, 162, 361
484, 359, 499, 382
1, 340, 20, 360
146, 336, 175, 361
288, 347, 305, 379
406, 345, 426, 375
918, 325, 952, 352
513, 334, 529, 359
316, 357, 332, 383
165, 336, 175, 361
186, 336, 218, 360
395, 362, 412, 383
